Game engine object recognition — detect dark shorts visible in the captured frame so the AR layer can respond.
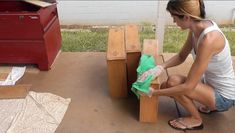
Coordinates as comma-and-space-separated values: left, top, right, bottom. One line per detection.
215, 91, 235, 111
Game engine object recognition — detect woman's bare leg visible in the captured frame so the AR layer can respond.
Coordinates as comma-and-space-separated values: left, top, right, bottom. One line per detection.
161, 75, 216, 128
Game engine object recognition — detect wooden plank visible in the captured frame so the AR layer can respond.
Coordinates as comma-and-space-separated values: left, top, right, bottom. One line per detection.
125, 24, 141, 53
139, 39, 160, 123
142, 39, 158, 62
139, 54, 168, 123
126, 53, 141, 91
107, 60, 127, 98
0, 66, 12, 73
0, 84, 31, 99
1, 66, 39, 74
139, 80, 160, 123
107, 27, 126, 60
107, 27, 127, 98
125, 24, 141, 90
0, 73, 9, 81
0, 67, 12, 81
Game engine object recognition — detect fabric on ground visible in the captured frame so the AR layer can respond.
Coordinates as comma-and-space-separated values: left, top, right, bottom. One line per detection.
131, 54, 156, 98
0, 67, 26, 85
0, 91, 71, 133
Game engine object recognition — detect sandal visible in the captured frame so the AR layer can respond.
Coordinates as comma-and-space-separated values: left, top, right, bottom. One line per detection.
168, 118, 204, 131
198, 106, 218, 114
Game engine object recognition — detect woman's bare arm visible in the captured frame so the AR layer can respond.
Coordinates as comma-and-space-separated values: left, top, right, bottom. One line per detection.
162, 31, 193, 69
154, 31, 221, 96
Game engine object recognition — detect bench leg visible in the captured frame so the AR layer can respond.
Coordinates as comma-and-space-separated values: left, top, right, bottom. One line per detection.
139, 95, 158, 123
139, 82, 160, 123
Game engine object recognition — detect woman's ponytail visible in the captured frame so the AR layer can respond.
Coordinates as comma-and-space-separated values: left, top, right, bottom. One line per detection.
199, 0, 206, 19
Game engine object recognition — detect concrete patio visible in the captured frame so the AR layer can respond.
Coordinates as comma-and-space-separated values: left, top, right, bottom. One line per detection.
15, 52, 235, 133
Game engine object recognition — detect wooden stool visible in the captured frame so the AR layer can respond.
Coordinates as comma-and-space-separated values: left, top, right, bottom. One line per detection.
139, 39, 160, 123
125, 24, 141, 92
106, 27, 128, 98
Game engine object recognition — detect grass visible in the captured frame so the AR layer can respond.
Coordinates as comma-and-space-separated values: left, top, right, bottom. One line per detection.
163, 26, 187, 53
61, 29, 108, 52
61, 25, 235, 55
224, 29, 235, 56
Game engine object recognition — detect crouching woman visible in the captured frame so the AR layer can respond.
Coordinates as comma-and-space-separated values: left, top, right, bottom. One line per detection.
139, 0, 235, 131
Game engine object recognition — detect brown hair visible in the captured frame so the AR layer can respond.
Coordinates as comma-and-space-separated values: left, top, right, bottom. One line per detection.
166, 0, 206, 21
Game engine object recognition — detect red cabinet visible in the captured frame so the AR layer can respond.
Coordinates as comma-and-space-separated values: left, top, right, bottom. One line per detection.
0, 0, 61, 70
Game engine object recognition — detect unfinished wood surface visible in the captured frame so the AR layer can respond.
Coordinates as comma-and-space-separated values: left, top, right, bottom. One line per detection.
107, 27, 127, 98
139, 82, 160, 123
0, 73, 9, 81
107, 27, 126, 60
0, 67, 12, 81
0, 66, 12, 73
139, 39, 161, 123
142, 39, 158, 62
139, 55, 168, 123
107, 60, 127, 98
125, 24, 141, 90
0, 84, 31, 99
0, 66, 39, 74
126, 53, 141, 91
125, 24, 141, 53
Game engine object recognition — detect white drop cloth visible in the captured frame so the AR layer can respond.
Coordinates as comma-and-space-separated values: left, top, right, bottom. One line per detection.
0, 67, 26, 85
0, 91, 71, 133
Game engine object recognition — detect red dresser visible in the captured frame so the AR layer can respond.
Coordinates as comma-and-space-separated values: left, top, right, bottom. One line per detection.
0, 0, 61, 70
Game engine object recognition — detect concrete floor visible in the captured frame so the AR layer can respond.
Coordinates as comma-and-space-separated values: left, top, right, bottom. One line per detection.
16, 52, 235, 133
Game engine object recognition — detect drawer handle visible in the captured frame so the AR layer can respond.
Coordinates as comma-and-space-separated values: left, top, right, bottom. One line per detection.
19, 15, 24, 20
29, 16, 39, 20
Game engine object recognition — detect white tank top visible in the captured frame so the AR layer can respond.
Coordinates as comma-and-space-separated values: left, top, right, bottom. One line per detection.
191, 20, 235, 100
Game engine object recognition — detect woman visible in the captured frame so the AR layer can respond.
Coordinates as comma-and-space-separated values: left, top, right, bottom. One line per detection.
139, 0, 235, 131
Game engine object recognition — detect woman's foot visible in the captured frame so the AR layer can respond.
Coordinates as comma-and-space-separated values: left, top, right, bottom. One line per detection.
198, 106, 218, 114
168, 117, 203, 131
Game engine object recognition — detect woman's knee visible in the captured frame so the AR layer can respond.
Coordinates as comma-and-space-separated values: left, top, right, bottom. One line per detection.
166, 75, 186, 87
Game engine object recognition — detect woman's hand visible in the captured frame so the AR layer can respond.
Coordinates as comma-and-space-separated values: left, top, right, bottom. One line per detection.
138, 65, 164, 81
137, 87, 155, 97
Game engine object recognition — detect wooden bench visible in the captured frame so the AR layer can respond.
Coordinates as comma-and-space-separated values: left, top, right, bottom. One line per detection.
124, 25, 160, 122
107, 25, 162, 123
125, 24, 141, 92
106, 26, 128, 98
139, 39, 160, 123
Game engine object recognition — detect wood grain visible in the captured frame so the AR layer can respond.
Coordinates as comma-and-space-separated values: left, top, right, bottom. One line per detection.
107, 27, 127, 98
0, 84, 31, 99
